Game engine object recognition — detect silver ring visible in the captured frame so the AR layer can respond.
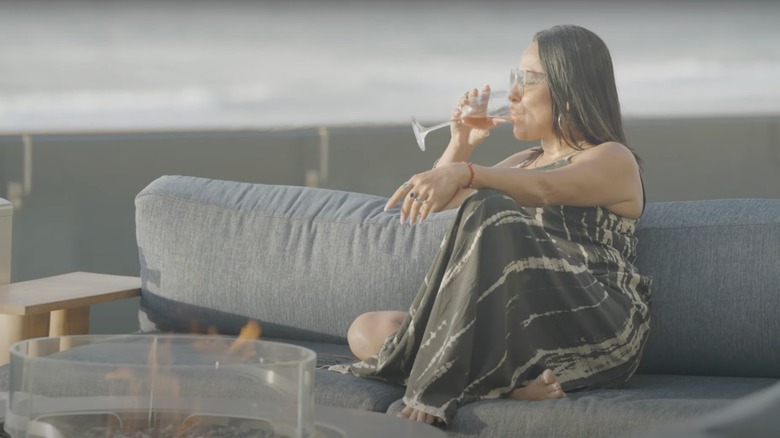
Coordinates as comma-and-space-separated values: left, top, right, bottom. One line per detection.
409, 192, 417, 199
414, 197, 424, 205
401, 182, 410, 189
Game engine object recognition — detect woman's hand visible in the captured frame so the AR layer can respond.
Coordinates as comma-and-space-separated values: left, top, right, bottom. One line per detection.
450, 85, 494, 148
385, 163, 471, 224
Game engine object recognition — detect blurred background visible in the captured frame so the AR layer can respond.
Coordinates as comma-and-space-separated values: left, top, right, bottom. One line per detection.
4, 0, 780, 130
1, 0, 778, 333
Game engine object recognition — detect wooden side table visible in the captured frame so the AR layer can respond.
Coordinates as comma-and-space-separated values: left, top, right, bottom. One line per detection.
0, 272, 141, 364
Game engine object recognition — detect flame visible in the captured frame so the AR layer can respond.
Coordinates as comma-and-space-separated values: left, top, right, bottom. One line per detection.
102, 320, 263, 435
228, 320, 263, 360
236, 320, 263, 342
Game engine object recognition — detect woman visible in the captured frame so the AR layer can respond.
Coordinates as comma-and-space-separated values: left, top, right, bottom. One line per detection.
330, 24, 652, 426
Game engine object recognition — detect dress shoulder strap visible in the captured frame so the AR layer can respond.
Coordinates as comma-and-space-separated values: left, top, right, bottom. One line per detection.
515, 147, 543, 168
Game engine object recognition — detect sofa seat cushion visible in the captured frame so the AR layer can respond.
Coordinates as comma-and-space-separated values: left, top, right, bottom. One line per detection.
314, 369, 404, 413
386, 374, 778, 438
629, 380, 780, 437
266, 338, 405, 413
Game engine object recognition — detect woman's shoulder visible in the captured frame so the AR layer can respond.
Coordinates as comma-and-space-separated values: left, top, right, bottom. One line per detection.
576, 141, 629, 155
571, 142, 638, 167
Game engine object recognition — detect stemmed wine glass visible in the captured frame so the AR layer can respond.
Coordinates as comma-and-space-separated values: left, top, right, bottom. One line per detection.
410, 89, 512, 151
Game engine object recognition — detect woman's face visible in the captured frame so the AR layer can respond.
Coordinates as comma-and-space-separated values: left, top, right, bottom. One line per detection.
509, 41, 554, 142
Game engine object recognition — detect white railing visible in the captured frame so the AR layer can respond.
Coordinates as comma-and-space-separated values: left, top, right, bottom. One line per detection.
0, 198, 12, 285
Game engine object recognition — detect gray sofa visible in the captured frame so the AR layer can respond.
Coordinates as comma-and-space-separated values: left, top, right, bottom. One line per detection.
130, 175, 780, 437
2, 174, 778, 437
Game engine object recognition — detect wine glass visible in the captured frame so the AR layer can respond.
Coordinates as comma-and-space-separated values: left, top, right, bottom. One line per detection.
411, 89, 512, 151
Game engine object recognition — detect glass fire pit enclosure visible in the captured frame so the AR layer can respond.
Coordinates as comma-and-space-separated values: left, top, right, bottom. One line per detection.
4, 335, 318, 438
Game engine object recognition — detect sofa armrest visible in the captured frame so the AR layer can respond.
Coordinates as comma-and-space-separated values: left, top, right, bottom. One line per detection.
0, 272, 141, 364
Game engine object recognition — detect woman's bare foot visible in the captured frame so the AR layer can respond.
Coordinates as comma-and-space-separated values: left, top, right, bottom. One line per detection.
396, 369, 563, 424
508, 369, 567, 400
397, 405, 440, 425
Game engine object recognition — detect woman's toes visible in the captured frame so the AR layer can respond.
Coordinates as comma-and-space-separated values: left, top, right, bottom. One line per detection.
398, 406, 413, 418
507, 370, 567, 401
398, 406, 439, 424
550, 383, 566, 398
540, 369, 557, 385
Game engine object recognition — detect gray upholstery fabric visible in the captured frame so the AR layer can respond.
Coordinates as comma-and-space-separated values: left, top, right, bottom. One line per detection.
262, 338, 405, 412
135, 175, 457, 342
629, 380, 780, 438
635, 199, 780, 377
133, 176, 780, 436
136, 177, 780, 378
314, 369, 404, 412
387, 374, 778, 438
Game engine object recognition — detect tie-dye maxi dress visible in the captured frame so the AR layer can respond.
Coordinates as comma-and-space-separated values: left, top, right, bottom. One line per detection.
330, 159, 652, 424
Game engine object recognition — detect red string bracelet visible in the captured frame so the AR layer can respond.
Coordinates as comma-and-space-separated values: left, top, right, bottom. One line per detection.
462, 161, 475, 189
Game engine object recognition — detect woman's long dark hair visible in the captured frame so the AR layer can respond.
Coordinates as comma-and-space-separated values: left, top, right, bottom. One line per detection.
534, 25, 642, 167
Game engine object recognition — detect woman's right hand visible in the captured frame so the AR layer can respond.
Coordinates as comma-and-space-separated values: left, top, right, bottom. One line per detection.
450, 85, 493, 148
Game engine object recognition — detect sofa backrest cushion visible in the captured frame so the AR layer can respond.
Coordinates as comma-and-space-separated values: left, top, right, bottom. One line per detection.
135, 175, 455, 343
635, 198, 780, 378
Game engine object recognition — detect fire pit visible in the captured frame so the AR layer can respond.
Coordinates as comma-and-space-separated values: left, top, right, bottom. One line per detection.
3, 334, 343, 438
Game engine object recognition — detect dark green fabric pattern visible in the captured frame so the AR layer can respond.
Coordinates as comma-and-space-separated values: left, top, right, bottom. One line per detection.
330, 159, 652, 424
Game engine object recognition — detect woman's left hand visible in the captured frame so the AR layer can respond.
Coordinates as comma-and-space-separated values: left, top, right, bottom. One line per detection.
385, 163, 470, 224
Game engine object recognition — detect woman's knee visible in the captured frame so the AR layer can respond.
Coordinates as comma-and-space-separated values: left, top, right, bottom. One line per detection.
347, 311, 404, 359
348, 311, 403, 338
347, 312, 375, 346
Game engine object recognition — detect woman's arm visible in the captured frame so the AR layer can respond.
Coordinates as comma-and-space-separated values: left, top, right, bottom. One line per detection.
470, 142, 643, 214
439, 148, 539, 210
385, 147, 538, 221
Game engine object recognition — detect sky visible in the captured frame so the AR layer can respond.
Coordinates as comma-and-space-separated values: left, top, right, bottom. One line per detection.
1, 0, 779, 133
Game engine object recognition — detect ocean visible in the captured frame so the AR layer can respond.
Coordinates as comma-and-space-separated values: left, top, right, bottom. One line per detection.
1, 0, 780, 133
